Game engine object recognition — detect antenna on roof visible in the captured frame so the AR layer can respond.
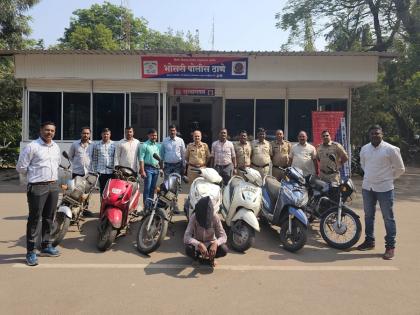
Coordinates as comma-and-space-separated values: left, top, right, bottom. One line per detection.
121, 0, 131, 50
211, 15, 215, 50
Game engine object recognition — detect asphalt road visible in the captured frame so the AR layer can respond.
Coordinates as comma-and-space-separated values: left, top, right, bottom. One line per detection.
1, 167, 420, 315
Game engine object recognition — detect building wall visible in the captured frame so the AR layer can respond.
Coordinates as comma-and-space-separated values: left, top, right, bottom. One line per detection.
16, 54, 378, 84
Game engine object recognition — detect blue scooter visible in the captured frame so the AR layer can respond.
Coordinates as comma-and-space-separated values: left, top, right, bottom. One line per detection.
260, 166, 309, 252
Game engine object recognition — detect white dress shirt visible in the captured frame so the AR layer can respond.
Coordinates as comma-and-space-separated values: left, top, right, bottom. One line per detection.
114, 138, 140, 172
161, 136, 186, 164
68, 140, 93, 175
16, 138, 61, 183
360, 140, 405, 192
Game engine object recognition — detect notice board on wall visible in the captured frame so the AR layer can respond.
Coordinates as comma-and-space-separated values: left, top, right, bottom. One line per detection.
312, 111, 350, 178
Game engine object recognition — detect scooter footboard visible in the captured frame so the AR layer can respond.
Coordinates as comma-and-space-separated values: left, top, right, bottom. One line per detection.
232, 208, 260, 232
106, 207, 123, 229
288, 207, 308, 226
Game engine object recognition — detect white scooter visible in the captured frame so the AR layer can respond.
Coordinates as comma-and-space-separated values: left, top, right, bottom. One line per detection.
221, 167, 262, 252
183, 167, 223, 219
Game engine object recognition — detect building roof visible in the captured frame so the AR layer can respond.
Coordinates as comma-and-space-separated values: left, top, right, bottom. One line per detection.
0, 49, 398, 58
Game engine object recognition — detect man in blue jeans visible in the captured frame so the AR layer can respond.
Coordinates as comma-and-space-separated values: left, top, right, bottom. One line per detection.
357, 125, 405, 260
139, 128, 162, 209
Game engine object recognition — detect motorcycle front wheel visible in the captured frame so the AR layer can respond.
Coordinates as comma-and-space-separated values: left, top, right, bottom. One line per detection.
320, 207, 362, 249
51, 212, 71, 247
97, 219, 117, 252
228, 220, 255, 252
136, 209, 168, 255
279, 218, 307, 252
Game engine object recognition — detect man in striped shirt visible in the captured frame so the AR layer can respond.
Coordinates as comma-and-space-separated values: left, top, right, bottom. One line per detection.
91, 128, 116, 196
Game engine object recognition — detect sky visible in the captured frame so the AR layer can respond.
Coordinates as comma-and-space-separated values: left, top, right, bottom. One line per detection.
28, 0, 326, 51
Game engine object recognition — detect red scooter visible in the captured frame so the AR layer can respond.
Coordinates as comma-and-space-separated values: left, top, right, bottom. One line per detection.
97, 166, 141, 251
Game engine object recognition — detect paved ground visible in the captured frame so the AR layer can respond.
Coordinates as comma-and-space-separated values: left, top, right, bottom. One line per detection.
1, 167, 420, 315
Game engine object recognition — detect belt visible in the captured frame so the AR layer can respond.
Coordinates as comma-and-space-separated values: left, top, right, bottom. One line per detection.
165, 161, 182, 165
189, 164, 204, 168
29, 181, 56, 186
216, 164, 232, 168
144, 164, 159, 169
251, 163, 269, 168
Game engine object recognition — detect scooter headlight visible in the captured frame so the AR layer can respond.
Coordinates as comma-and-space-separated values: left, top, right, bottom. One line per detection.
242, 190, 256, 202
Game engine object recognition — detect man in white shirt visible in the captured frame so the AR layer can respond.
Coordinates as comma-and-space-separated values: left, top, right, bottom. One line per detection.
68, 127, 93, 178
114, 126, 140, 173
160, 125, 185, 213
289, 131, 317, 176
16, 121, 61, 266
68, 126, 94, 216
161, 125, 185, 179
357, 125, 405, 260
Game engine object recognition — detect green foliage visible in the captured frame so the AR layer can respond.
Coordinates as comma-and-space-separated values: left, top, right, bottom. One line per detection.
58, 2, 200, 50
0, 0, 40, 49
0, 1, 40, 147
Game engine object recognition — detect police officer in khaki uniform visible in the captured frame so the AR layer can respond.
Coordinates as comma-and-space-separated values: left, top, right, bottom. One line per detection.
185, 130, 210, 182
271, 129, 292, 180
317, 130, 349, 184
234, 130, 252, 177
251, 128, 272, 178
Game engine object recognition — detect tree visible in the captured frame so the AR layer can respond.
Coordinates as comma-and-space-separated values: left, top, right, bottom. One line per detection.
58, 2, 200, 50
0, 0, 41, 148
276, 0, 420, 158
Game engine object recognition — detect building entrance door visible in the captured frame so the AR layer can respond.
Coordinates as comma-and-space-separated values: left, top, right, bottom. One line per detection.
179, 103, 212, 146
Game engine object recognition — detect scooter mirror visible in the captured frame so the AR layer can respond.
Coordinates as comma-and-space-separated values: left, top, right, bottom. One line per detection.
182, 176, 189, 184
62, 151, 70, 160
153, 153, 162, 162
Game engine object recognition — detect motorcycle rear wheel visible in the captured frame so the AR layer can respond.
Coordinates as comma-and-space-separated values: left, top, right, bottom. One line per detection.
51, 212, 71, 247
279, 219, 307, 252
97, 219, 117, 252
136, 209, 168, 255
228, 220, 255, 252
320, 207, 361, 249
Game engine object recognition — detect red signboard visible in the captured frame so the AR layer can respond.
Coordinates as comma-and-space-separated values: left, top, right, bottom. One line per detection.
312, 111, 345, 145
174, 88, 215, 96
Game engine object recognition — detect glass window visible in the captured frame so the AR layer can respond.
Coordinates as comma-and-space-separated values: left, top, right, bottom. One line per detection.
28, 92, 61, 140
131, 93, 158, 142
256, 99, 285, 141
319, 99, 347, 114
93, 93, 124, 141
225, 99, 254, 140
288, 99, 317, 142
63, 93, 90, 140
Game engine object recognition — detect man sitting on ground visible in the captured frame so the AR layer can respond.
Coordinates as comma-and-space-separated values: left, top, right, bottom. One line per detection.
184, 196, 228, 267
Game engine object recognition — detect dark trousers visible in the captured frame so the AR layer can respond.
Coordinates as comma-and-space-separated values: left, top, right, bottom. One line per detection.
215, 164, 233, 185
26, 182, 59, 252
98, 173, 113, 196
185, 244, 228, 260
72, 173, 84, 179
163, 162, 183, 179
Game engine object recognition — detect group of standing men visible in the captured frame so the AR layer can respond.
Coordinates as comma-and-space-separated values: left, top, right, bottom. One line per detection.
16, 120, 405, 266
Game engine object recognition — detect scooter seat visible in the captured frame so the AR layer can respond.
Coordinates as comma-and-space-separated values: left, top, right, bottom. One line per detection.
264, 176, 281, 206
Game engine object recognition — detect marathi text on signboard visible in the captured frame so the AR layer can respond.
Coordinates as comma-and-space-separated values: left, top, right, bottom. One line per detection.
174, 88, 215, 96
141, 56, 248, 79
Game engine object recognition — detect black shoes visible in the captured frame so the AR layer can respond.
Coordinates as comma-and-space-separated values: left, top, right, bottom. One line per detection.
357, 240, 375, 251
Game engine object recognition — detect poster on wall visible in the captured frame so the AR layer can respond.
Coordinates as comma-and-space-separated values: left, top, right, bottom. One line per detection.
312, 111, 351, 178
141, 56, 248, 79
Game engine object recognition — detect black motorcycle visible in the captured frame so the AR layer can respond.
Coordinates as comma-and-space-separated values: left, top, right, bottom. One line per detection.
304, 156, 361, 249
